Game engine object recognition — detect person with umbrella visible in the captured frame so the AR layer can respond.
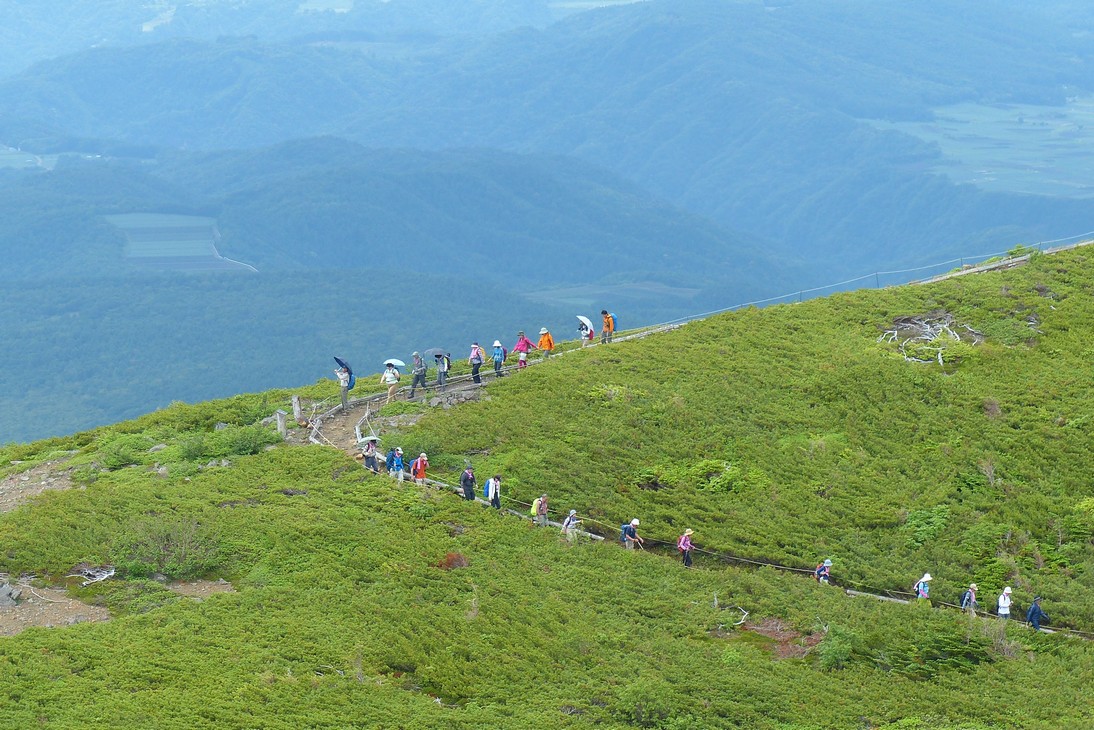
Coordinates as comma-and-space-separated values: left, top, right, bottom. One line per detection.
577, 316, 595, 348
422, 349, 450, 392
408, 352, 427, 399
334, 357, 353, 412
380, 360, 402, 404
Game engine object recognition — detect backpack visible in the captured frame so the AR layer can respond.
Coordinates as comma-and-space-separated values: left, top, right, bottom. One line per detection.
609, 313, 618, 330
347, 372, 356, 390
483, 480, 490, 499
620, 524, 629, 543
531, 498, 541, 516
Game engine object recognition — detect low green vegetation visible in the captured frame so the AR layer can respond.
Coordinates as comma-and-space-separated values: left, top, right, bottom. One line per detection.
3, 248, 1094, 727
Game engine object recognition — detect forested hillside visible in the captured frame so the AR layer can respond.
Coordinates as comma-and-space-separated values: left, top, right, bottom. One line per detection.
3, 1, 1093, 273
3, 248, 1094, 728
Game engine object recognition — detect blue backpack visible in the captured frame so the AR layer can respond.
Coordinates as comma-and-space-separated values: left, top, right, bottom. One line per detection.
609, 313, 618, 330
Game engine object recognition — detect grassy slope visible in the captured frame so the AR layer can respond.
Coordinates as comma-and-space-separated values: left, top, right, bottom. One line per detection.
2, 250, 1094, 727
411, 247, 1094, 628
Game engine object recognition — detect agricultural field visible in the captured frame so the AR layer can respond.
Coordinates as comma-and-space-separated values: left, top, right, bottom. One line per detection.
4, 247, 1094, 727
867, 96, 1094, 198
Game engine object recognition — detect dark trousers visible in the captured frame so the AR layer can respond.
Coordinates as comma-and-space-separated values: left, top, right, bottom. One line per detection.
437, 371, 446, 391
471, 363, 481, 383
490, 494, 501, 510
462, 484, 476, 500
682, 550, 692, 568
409, 373, 426, 395
494, 360, 504, 377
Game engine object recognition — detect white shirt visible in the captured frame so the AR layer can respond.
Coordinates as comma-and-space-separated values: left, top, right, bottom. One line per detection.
382, 368, 400, 384
998, 594, 1011, 614
486, 478, 499, 500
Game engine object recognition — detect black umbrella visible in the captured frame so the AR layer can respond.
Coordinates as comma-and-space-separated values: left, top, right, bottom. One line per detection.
334, 356, 355, 389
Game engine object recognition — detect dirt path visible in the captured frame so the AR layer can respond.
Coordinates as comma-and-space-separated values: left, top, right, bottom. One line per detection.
0, 454, 79, 514
0, 584, 110, 636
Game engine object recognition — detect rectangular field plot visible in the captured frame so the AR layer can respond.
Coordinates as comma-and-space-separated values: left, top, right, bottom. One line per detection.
106, 213, 256, 272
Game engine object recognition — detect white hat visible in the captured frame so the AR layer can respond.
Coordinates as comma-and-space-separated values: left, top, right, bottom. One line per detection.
921, 573, 932, 582
539, 327, 549, 334
395, 447, 402, 454
420, 453, 427, 458
493, 340, 502, 347
631, 518, 640, 526
413, 351, 420, 357
823, 559, 833, 567
569, 509, 577, 515
1004, 586, 1012, 594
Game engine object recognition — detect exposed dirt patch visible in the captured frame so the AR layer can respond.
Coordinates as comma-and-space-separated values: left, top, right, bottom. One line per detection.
0, 455, 79, 514
166, 579, 236, 600
743, 618, 823, 659
0, 584, 110, 636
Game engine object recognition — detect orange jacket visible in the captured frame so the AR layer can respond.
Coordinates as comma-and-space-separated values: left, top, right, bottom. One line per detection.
538, 333, 555, 351
602, 312, 614, 333
411, 457, 428, 479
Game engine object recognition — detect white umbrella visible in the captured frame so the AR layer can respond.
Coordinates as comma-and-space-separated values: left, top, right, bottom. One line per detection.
576, 315, 595, 332
384, 358, 406, 369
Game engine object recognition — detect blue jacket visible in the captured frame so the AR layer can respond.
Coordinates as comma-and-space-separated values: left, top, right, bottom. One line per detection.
1026, 602, 1048, 628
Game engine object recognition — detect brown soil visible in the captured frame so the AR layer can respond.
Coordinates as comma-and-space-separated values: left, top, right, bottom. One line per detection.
0, 584, 110, 636
0, 455, 79, 514
166, 579, 236, 600
743, 617, 823, 659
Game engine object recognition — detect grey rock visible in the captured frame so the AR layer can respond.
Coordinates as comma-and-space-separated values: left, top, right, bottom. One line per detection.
149, 443, 168, 453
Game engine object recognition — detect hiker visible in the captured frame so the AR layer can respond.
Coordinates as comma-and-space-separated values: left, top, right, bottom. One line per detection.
621, 519, 643, 549
533, 493, 549, 526
960, 583, 978, 614
491, 340, 507, 377
484, 474, 502, 510
435, 352, 450, 392
601, 310, 615, 344
380, 362, 401, 404
578, 320, 591, 348
391, 447, 405, 482
561, 509, 581, 543
1026, 596, 1049, 631
409, 353, 427, 398
677, 528, 694, 568
513, 331, 537, 369
913, 573, 932, 601
361, 438, 379, 473
998, 586, 1012, 620
335, 366, 351, 412
814, 559, 833, 585
459, 465, 477, 501
410, 452, 429, 484
468, 342, 485, 384
537, 327, 555, 358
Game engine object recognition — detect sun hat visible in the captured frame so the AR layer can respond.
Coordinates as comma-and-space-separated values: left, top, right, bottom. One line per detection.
970, 583, 978, 590
493, 340, 502, 347
823, 559, 833, 567
412, 351, 419, 357
921, 573, 932, 582
541, 493, 547, 498
395, 447, 402, 454
631, 518, 640, 526
1004, 586, 1012, 594
539, 327, 549, 334
569, 509, 577, 516
684, 529, 694, 536
419, 453, 427, 458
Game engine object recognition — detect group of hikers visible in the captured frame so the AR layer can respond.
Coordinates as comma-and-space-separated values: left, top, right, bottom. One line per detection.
333, 310, 620, 411
348, 306, 1056, 633
907, 572, 1050, 629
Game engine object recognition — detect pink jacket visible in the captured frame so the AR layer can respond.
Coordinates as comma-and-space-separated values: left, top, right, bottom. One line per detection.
513, 336, 536, 353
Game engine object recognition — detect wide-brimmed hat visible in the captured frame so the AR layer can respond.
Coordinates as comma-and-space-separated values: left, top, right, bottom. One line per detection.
412, 351, 420, 357
1004, 586, 1012, 594
823, 559, 833, 567
921, 573, 932, 582
631, 518, 640, 526
569, 509, 577, 516
493, 340, 502, 347
970, 583, 978, 590
684, 529, 694, 536
539, 327, 549, 334
395, 447, 402, 454
419, 453, 427, 458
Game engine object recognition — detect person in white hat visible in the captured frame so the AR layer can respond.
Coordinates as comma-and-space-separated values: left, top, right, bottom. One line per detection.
998, 586, 1012, 620
561, 509, 581, 544
410, 452, 429, 484
814, 558, 833, 584
491, 340, 507, 378
960, 583, 978, 614
913, 573, 932, 600
537, 327, 555, 358
677, 528, 695, 567
621, 518, 644, 549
